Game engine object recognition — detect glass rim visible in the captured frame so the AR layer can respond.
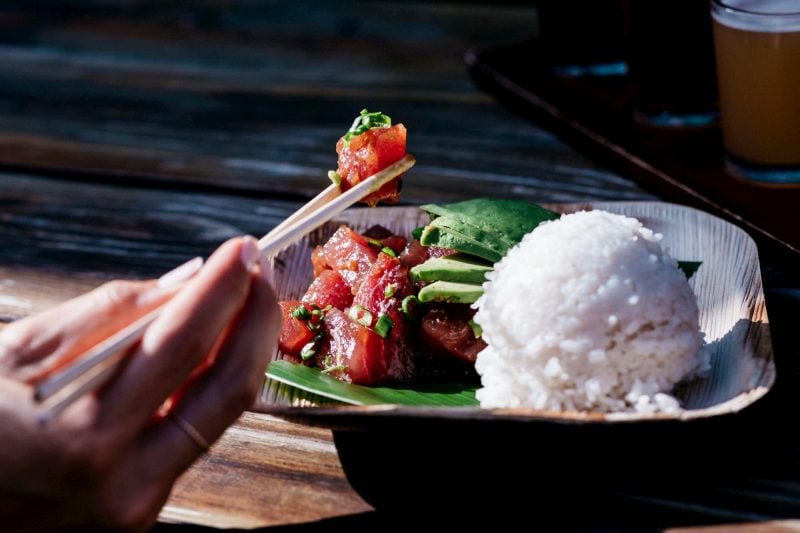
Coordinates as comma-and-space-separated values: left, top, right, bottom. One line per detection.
712, 0, 800, 17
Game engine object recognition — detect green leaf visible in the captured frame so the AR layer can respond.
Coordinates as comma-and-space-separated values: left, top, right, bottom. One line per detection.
678, 261, 702, 279
420, 221, 505, 262
266, 360, 479, 407
421, 198, 560, 249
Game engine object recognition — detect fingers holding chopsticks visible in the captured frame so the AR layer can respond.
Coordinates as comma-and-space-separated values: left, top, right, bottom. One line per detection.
69, 249, 280, 523
0, 236, 279, 530
138, 255, 280, 475
93, 236, 273, 436
0, 257, 203, 384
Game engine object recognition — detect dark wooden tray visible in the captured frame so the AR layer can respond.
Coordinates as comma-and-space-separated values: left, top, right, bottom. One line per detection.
465, 40, 800, 261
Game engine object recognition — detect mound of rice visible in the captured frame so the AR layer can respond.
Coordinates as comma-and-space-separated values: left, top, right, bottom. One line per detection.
473, 210, 706, 414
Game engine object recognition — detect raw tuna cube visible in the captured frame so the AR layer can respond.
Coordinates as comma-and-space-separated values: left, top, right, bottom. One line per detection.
302, 269, 353, 310
322, 225, 378, 291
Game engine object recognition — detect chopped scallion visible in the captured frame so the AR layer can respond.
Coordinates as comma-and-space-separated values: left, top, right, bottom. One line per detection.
468, 318, 483, 338
343, 109, 392, 144
300, 341, 317, 361
374, 313, 394, 338
347, 304, 373, 327
400, 295, 421, 321
291, 305, 311, 320
322, 364, 348, 374
327, 170, 342, 186
384, 283, 396, 298
380, 246, 396, 257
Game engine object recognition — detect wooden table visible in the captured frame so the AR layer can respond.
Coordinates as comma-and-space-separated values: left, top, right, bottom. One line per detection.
1, 2, 799, 530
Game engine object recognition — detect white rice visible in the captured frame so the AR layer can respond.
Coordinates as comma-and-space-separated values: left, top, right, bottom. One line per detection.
473, 210, 707, 414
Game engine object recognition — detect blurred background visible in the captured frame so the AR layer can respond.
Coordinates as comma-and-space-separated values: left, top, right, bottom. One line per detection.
0, 1, 650, 291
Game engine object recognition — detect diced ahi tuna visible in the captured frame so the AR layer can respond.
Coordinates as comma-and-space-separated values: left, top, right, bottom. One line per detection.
353, 252, 414, 317
398, 239, 429, 269
352, 252, 416, 381
278, 301, 317, 359
336, 124, 407, 207
399, 240, 456, 269
427, 245, 457, 259
322, 225, 378, 291
379, 235, 407, 256
302, 269, 353, 310
317, 308, 388, 384
419, 304, 486, 366
310, 245, 328, 277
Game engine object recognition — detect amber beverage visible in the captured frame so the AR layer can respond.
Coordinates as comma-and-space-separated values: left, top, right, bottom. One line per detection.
712, 0, 800, 173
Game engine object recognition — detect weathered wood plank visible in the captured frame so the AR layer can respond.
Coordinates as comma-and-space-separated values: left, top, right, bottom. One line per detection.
159, 412, 371, 528
0, 1, 653, 204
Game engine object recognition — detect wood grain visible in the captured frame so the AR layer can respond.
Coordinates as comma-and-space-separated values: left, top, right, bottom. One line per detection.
0, 2, 651, 204
159, 412, 371, 528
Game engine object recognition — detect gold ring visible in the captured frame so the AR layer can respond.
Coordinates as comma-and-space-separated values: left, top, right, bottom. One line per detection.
170, 413, 210, 452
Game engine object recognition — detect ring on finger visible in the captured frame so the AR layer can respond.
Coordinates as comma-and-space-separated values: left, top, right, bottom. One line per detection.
169, 413, 210, 453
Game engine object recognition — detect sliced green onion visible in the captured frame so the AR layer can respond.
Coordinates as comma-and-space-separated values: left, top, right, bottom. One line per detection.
343, 109, 392, 144
321, 364, 348, 374
384, 283, 396, 299
368, 238, 383, 249
380, 246, 397, 257
400, 295, 421, 321
374, 313, 394, 338
300, 341, 317, 361
468, 318, 483, 339
327, 170, 342, 186
291, 305, 311, 320
347, 304, 373, 327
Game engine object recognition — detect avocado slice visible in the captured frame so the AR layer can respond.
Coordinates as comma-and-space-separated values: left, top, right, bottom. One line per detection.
410, 254, 493, 284
417, 281, 484, 304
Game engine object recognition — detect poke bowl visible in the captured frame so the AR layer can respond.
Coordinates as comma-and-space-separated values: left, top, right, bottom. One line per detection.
254, 200, 774, 514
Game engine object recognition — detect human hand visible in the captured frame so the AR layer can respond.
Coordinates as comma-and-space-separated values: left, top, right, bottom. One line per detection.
0, 236, 280, 531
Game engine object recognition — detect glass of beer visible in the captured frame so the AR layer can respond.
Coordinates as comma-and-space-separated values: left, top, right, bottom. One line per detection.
712, 0, 800, 184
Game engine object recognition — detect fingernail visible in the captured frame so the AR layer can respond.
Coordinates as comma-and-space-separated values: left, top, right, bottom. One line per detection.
240, 236, 260, 270
158, 257, 204, 289
259, 255, 275, 285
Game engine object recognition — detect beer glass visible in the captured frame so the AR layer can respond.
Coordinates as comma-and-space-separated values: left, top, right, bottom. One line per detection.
712, 0, 800, 183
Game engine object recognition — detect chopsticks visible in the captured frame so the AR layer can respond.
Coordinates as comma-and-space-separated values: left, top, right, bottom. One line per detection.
34, 154, 415, 423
